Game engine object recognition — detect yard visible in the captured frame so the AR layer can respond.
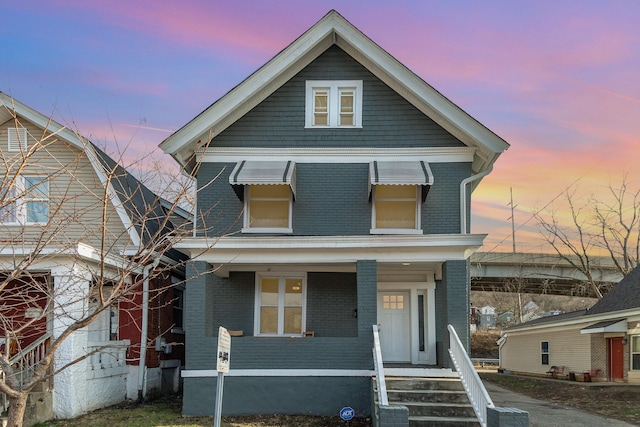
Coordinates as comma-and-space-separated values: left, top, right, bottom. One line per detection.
34, 373, 640, 426
480, 372, 640, 426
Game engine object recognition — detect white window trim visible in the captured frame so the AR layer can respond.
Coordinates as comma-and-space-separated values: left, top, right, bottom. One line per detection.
0, 175, 49, 225
632, 336, 640, 371
370, 185, 423, 235
242, 185, 293, 234
254, 272, 307, 337
541, 341, 550, 365
8, 128, 28, 152
305, 80, 363, 128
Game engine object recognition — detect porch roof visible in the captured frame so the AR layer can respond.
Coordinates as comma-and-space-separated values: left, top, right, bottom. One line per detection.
580, 319, 627, 334
174, 234, 485, 270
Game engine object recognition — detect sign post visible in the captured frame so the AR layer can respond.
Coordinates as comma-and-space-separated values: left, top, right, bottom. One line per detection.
214, 327, 231, 427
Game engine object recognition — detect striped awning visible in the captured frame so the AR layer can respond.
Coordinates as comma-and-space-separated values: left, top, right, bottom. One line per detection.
229, 161, 296, 200
369, 161, 434, 201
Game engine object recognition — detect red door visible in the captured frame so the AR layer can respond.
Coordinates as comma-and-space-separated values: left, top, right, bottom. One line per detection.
607, 337, 624, 380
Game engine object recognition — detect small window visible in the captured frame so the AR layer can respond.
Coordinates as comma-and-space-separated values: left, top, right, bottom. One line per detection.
244, 185, 292, 232
255, 274, 306, 336
305, 80, 362, 128
372, 185, 420, 232
541, 341, 549, 365
8, 128, 27, 152
632, 336, 640, 370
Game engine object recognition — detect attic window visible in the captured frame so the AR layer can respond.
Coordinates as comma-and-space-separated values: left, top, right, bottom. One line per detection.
8, 128, 27, 152
305, 81, 362, 128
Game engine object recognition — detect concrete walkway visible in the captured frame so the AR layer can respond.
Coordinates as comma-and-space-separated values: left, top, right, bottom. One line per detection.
484, 381, 638, 427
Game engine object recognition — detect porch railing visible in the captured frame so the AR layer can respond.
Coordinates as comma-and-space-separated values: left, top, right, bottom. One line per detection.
372, 325, 388, 406
448, 324, 494, 427
87, 340, 130, 371
1, 332, 53, 414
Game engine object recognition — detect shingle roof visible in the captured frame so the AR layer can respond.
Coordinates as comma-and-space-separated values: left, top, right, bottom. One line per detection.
586, 264, 640, 315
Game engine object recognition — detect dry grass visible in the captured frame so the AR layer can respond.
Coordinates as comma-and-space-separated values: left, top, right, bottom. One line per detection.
34, 397, 372, 427
480, 372, 640, 425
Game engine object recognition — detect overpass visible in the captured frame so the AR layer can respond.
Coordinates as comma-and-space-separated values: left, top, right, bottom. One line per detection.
470, 252, 624, 298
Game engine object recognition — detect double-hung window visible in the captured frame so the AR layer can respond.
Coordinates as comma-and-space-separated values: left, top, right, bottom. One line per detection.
229, 161, 296, 234
373, 185, 420, 231
255, 274, 306, 336
541, 341, 549, 365
632, 336, 640, 370
369, 161, 433, 234
246, 185, 292, 231
305, 80, 362, 128
0, 175, 49, 225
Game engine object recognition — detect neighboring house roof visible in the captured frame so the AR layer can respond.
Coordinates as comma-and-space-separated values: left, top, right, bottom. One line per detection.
587, 264, 640, 315
0, 92, 186, 262
505, 309, 588, 330
160, 10, 509, 176
505, 264, 640, 333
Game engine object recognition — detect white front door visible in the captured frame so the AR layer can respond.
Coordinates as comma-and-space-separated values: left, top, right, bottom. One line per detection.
377, 291, 411, 362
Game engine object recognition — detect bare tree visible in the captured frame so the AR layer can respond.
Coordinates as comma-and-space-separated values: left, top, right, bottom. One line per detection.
0, 96, 203, 427
534, 175, 640, 299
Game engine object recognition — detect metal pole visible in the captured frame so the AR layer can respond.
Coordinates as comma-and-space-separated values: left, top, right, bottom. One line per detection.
213, 371, 225, 427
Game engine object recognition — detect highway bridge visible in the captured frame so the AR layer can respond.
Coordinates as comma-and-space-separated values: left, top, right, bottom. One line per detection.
470, 252, 624, 298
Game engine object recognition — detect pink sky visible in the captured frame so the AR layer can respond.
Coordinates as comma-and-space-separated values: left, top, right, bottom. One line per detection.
2, 1, 639, 252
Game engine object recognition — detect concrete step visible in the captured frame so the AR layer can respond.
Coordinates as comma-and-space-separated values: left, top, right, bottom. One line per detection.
391, 400, 476, 417
385, 377, 466, 391
408, 415, 481, 427
386, 389, 470, 404
374, 376, 481, 426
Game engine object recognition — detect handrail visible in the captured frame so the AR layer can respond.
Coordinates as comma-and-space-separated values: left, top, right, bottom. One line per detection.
448, 324, 494, 427
372, 325, 388, 406
8, 332, 52, 365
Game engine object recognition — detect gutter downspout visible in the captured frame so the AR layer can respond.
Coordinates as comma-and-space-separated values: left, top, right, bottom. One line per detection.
460, 165, 493, 234
137, 257, 161, 403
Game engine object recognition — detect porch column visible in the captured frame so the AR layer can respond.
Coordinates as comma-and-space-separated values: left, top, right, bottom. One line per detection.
436, 260, 470, 368
356, 260, 377, 343
50, 264, 92, 418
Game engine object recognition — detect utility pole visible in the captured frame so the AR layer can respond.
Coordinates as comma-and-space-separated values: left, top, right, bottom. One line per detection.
507, 187, 517, 253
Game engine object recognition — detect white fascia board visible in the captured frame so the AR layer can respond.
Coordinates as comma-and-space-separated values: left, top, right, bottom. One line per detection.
175, 234, 485, 264
199, 146, 475, 164
0, 243, 135, 272
331, 24, 509, 157
159, 20, 335, 159
0, 92, 85, 150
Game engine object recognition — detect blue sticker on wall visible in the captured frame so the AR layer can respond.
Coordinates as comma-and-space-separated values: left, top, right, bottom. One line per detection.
340, 406, 355, 421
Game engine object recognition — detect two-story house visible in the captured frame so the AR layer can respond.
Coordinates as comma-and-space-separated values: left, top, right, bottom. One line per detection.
160, 10, 509, 416
0, 92, 188, 423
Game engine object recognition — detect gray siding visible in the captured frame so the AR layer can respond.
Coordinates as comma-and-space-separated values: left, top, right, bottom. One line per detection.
182, 260, 378, 416
435, 260, 470, 367
307, 272, 358, 337
213, 46, 464, 149
197, 162, 470, 237
183, 376, 371, 416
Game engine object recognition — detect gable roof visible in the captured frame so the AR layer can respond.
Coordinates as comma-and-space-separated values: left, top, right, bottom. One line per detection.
160, 10, 509, 176
587, 264, 640, 315
0, 92, 186, 261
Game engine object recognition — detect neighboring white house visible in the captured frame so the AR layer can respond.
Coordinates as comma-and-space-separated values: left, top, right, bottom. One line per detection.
499, 264, 640, 383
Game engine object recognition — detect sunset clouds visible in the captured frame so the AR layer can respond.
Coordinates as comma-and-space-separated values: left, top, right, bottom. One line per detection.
2, 1, 639, 252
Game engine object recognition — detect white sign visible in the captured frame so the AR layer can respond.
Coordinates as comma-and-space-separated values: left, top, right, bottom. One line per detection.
216, 326, 231, 373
